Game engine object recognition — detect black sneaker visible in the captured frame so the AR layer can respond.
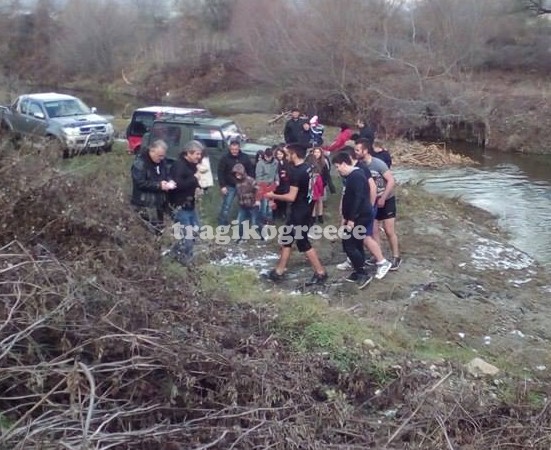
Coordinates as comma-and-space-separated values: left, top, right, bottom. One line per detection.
345, 272, 359, 282
356, 272, 373, 290
390, 257, 402, 271
305, 272, 328, 286
265, 269, 285, 282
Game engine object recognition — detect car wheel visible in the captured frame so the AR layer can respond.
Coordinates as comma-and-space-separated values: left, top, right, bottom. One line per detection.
102, 144, 113, 153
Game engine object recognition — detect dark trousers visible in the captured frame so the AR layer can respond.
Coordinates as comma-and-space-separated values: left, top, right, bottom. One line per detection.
342, 229, 366, 273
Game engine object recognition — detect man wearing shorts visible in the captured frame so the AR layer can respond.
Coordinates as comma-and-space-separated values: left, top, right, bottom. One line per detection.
355, 138, 401, 270
265, 143, 328, 286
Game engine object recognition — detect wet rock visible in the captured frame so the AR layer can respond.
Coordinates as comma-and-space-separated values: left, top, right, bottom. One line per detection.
466, 357, 499, 377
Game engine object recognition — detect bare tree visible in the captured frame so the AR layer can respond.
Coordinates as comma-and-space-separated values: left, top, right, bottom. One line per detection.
53, 0, 139, 79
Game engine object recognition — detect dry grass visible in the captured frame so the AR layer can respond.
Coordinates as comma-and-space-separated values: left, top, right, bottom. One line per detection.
1, 138, 551, 449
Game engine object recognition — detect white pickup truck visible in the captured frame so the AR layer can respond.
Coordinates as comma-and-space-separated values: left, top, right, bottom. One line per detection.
0, 92, 115, 157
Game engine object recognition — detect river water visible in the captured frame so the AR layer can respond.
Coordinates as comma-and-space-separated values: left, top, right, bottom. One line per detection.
394, 145, 551, 269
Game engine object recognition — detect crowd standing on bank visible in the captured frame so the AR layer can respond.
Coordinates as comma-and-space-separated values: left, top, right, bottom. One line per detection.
130, 108, 402, 287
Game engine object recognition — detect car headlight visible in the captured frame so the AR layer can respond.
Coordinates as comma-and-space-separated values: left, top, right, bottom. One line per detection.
63, 127, 80, 137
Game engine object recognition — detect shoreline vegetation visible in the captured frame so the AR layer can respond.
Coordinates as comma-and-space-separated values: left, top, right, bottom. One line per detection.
2, 134, 551, 448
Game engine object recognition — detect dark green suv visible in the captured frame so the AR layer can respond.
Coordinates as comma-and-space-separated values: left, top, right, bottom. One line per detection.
140, 116, 266, 168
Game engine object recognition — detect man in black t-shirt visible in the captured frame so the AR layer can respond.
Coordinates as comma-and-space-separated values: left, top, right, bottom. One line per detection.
265, 143, 328, 286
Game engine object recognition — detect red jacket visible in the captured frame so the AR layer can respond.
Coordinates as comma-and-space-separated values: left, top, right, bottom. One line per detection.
325, 128, 354, 152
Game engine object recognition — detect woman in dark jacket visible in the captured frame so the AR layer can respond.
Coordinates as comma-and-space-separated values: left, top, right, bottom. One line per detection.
273, 146, 291, 221
296, 121, 314, 148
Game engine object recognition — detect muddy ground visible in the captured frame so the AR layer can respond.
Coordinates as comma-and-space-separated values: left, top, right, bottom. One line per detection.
188, 107, 551, 378
205, 182, 551, 376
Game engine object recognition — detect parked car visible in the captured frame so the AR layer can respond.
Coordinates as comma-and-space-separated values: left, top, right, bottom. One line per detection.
0, 92, 115, 157
125, 105, 210, 153
139, 115, 265, 170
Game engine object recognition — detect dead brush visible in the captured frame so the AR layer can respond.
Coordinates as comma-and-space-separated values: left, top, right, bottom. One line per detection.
1, 138, 551, 449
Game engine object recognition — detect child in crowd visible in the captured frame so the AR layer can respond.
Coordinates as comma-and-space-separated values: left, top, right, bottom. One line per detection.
306, 147, 331, 224
255, 147, 279, 225
232, 163, 260, 241
253, 149, 264, 174
193, 148, 214, 227
309, 115, 324, 146
196, 148, 214, 190
297, 121, 314, 148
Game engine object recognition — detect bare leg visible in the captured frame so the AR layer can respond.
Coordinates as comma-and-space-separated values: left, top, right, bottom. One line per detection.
383, 218, 399, 257
312, 200, 321, 218
363, 236, 385, 262
304, 248, 325, 275
275, 246, 292, 274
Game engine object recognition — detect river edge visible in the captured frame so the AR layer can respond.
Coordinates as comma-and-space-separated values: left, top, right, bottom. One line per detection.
123, 102, 551, 378
196, 167, 551, 382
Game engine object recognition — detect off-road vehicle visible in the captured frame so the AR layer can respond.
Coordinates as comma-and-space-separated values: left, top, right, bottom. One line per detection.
140, 115, 265, 169
0, 92, 115, 157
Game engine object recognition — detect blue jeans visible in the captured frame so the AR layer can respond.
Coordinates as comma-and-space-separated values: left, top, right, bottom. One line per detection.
259, 198, 273, 224
173, 208, 200, 261
237, 206, 260, 239
218, 186, 237, 226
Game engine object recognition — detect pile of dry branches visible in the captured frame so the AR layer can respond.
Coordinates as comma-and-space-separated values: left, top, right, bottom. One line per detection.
1, 138, 550, 449
390, 141, 477, 167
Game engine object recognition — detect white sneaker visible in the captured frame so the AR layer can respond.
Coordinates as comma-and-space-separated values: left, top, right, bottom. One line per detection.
336, 258, 352, 270
375, 259, 392, 280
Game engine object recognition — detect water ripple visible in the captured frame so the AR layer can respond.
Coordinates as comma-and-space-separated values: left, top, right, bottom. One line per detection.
395, 164, 551, 268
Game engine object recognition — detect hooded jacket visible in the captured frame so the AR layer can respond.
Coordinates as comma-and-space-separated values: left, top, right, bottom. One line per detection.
233, 163, 258, 208
255, 158, 279, 184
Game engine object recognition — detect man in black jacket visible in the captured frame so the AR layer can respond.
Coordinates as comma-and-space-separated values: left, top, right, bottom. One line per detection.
332, 151, 373, 289
217, 140, 255, 226
168, 140, 203, 263
283, 108, 304, 144
131, 139, 175, 235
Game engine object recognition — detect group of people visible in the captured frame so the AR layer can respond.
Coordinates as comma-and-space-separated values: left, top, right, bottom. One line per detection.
129, 110, 402, 288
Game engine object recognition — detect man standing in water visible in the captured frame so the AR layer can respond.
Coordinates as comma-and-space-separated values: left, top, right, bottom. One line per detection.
265, 143, 328, 286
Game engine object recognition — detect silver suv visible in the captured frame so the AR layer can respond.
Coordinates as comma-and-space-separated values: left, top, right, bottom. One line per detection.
0, 92, 115, 157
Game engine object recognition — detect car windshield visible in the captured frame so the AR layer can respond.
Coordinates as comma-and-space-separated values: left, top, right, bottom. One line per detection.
129, 112, 155, 136
44, 99, 91, 118
221, 123, 241, 137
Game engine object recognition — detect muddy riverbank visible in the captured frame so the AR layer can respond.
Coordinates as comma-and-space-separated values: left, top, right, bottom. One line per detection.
202, 181, 551, 379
